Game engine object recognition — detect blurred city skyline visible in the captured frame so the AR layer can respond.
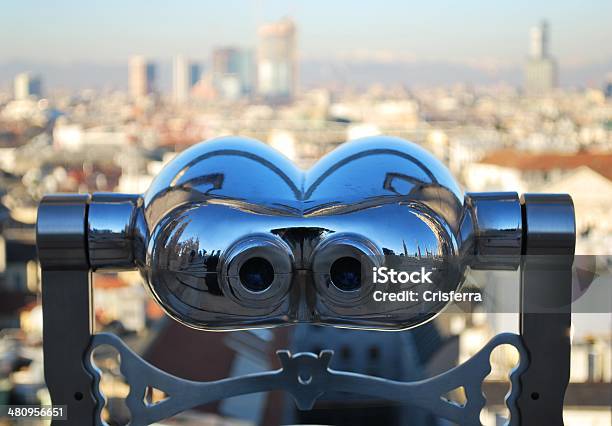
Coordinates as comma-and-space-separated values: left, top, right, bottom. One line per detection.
1, 0, 611, 91
0, 4, 611, 424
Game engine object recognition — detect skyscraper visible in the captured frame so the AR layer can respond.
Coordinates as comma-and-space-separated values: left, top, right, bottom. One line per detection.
237, 49, 256, 96
211, 47, 255, 100
530, 21, 549, 59
14, 72, 42, 100
129, 56, 156, 99
604, 74, 612, 99
257, 18, 297, 102
524, 21, 557, 95
173, 55, 201, 103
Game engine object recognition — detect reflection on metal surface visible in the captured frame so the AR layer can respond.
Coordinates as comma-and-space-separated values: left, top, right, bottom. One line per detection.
88, 193, 142, 270
138, 136, 467, 330
37, 136, 576, 330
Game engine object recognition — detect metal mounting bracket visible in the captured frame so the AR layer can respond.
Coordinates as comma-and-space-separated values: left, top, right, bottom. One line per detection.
86, 332, 528, 426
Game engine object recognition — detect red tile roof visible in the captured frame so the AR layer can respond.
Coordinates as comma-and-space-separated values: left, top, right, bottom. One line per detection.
93, 275, 129, 289
479, 149, 612, 180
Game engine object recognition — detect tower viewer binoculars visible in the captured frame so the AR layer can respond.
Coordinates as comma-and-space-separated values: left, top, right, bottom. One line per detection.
37, 136, 575, 331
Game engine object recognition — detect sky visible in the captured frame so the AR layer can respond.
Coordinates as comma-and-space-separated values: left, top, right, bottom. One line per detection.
1, 1, 611, 91
2, 0, 611, 66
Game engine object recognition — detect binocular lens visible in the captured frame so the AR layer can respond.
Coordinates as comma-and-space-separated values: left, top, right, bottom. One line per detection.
330, 256, 362, 291
239, 257, 275, 292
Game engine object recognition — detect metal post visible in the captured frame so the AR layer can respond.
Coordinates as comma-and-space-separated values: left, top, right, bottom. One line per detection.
517, 194, 575, 425
37, 194, 97, 425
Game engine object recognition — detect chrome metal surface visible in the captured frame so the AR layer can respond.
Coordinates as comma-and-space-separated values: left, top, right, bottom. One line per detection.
88, 193, 143, 270
86, 332, 528, 426
79, 136, 573, 331
464, 192, 522, 270
520, 193, 576, 255
138, 136, 468, 330
37, 194, 90, 270
311, 232, 382, 306
218, 233, 294, 307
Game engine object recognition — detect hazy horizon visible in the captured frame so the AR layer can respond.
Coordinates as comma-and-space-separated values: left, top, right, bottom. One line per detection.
1, 57, 610, 93
2, 0, 611, 91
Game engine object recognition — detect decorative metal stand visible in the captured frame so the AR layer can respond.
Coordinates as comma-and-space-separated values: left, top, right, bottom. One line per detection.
36, 137, 575, 425
85, 332, 527, 426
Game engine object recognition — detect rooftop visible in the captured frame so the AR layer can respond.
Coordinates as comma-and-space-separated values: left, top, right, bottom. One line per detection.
478, 149, 612, 180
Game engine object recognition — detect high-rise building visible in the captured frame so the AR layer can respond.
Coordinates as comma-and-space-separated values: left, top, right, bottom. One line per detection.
237, 49, 255, 96
211, 47, 255, 100
212, 48, 240, 78
257, 18, 297, 102
14, 72, 42, 100
529, 21, 549, 59
524, 21, 557, 95
604, 74, 612, 99
173, 56, 201, 103
129, 56, 156, 99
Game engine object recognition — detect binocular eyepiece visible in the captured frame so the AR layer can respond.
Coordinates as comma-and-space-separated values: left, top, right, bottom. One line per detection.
38, 136, 572, 331
221, 233, 377, 299
219, 234, 293, 306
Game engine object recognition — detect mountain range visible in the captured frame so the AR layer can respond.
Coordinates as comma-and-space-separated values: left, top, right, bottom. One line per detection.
0, 58, 610, 93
